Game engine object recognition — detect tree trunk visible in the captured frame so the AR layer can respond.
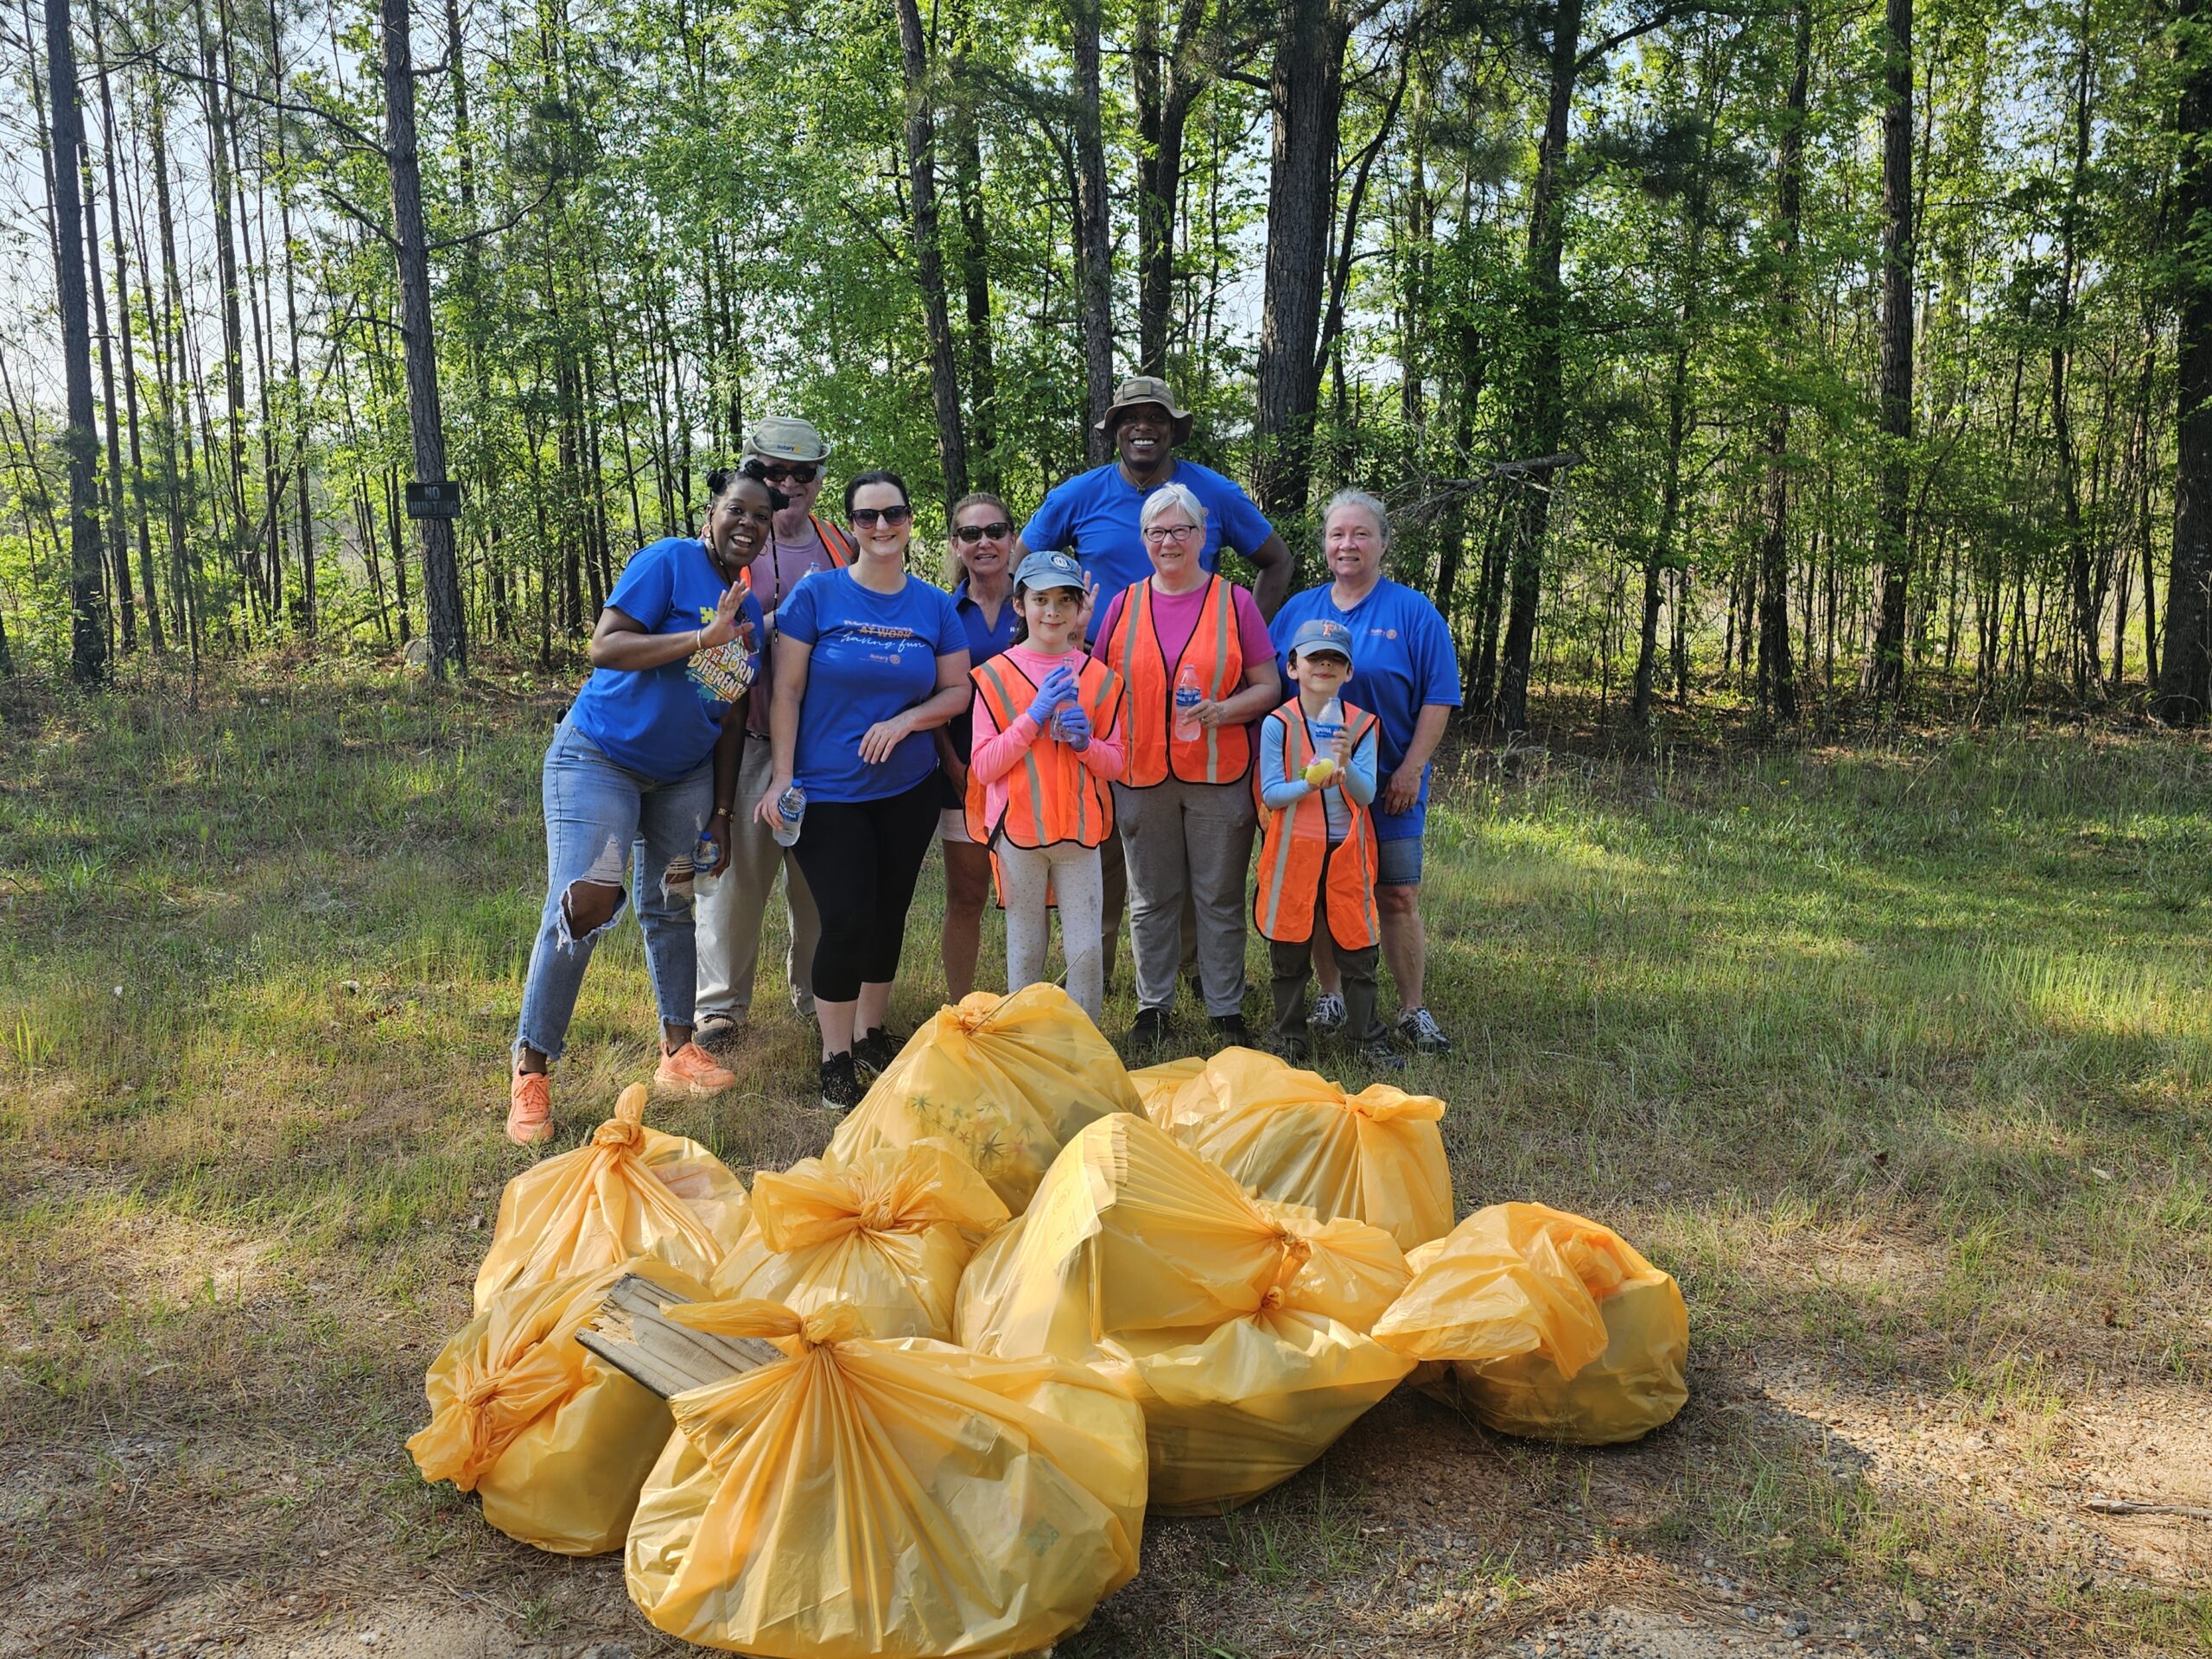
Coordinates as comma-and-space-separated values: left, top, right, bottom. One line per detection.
1865, 0, 1914, 706
1496, 0, 1580, 737
92, 0, 161, 651
1635, 342, 1689, 728
893, 0, 970, 502
48, 0, 109, 683
1755, 0, 1809, 723
1250, 0, 1348, 517
947, 30, 998, 488
2160, 0, 2212, 722
383, 0, 466, 675
1069, 0, 1115, 462
80, 109, 133, 652
1135, 0, 1211, 378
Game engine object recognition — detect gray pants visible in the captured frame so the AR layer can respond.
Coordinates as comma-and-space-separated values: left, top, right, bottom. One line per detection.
999, 840, 1105, 1021
695, 734, 821, 1022
1112, 777, 1255, 1017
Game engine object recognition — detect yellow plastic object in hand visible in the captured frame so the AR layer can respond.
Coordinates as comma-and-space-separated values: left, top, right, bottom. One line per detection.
410, 1256, 710, 1554
474, 1084, 750, 1313
1144, 1046, 1452, 1249
709, 1140, 1009, 1339
829, 984, 1141, 1212
1372, 1202, 1688, 1445
955, 1113, 1412, 1513
623, 1299, 1147, 1658
1303, 756, 1337, 787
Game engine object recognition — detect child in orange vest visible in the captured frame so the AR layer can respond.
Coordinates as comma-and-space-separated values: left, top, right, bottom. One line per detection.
1253, 619, 1402, 1070
968, 550, 1128, 1020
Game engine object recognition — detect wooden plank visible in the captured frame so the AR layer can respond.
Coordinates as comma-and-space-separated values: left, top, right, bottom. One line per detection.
575, 1273, 786, 1400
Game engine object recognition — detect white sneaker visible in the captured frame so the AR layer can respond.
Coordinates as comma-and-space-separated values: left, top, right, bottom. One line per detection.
1396, 1006, 1452, 1054
1308, 992, 1347, 1035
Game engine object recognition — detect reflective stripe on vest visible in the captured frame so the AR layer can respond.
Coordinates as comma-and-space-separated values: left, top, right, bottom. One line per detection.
1252, 699, 1381, 948
1108, 575, 1250, 787
811, 514, 855, 568
967, 656, 1123, 849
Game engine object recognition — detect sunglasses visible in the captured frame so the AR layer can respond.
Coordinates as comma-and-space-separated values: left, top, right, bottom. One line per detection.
951, 520, 1014, 543
754, 462, 818, 485
849, 505, 913, 528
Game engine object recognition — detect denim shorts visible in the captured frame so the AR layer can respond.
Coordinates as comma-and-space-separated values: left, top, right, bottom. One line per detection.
1376, 834, 1423, 887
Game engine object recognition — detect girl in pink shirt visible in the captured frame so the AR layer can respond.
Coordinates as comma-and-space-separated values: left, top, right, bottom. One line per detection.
968, 550, 1128, 1020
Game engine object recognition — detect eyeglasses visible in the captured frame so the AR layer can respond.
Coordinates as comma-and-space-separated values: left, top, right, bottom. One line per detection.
951, 520, 1014, 543
849, 505, 913, 528
1143, 522, 1199, 543
754, 462, 818, 486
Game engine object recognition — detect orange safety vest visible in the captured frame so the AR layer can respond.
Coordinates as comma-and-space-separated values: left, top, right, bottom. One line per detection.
1252, 697, 1381, 948
966, 654, 1125, 849
812, 514, 855, 567
1105, 575, 1251, 786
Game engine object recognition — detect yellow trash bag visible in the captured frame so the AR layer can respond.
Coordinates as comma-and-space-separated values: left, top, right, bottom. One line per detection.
1372, 1202, 1689, 1445
1143, 1046, 1453, 1250
828, 984, 1141, 1211
710, 1140, 1009, 1339
409, 1255, 709, 1554
956, 1112, 1413, 1513
474, 1083, 750, 1313
624, 1300, 1148, 1658
1128, 1055, 1205, 1119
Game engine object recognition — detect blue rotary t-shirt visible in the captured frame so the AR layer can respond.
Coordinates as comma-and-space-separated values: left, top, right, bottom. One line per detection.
1019, 460, 1275, 636
567, 537, 765, 781
1269, 577, 1460, 842
778, 567, 967, 803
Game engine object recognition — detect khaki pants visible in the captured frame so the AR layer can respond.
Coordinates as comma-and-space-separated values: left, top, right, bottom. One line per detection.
695, 734, 821, 1022
1111, 777, 1255, 1017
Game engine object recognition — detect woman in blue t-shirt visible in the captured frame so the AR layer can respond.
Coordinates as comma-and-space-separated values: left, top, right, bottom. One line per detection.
508, 469, 771, 1145
755, 470, 971, 1109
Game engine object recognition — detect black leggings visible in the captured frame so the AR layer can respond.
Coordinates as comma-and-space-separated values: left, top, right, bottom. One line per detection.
790, 774, 942, 1003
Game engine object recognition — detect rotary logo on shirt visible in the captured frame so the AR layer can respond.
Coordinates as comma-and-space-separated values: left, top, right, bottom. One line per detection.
686, 608, 757, 705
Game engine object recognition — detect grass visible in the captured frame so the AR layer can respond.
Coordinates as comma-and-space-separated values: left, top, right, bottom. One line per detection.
1, 656, 2208, 1656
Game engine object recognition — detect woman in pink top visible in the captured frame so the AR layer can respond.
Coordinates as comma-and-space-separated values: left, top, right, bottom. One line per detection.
967, 550, 1128, 1020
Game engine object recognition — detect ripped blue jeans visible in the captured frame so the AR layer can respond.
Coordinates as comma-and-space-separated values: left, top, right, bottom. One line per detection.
514, 717, 712, 1065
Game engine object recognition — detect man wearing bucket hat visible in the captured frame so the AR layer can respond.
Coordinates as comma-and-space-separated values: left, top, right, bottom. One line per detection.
1015, 376, 1293, 626
695, 415, 855, 1040
1017, 376, 1293, 999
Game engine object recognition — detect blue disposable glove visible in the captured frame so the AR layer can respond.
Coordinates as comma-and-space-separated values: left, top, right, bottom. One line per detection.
1025, 664, 1079, 725
1053, 703, 1092, 750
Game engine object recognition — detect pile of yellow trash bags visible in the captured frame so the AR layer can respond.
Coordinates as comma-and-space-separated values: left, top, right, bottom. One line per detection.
410, 983, 1690, 1656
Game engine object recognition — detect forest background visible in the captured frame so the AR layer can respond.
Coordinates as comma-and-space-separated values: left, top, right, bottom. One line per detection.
7, 0, 2212, 733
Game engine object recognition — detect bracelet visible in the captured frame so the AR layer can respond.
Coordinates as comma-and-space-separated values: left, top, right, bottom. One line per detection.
713, 804, 732, 818
694, 627, 705, 655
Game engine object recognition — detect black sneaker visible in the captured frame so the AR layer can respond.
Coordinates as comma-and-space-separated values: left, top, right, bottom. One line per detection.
1211, 1013, 1252, 1047
1128, 1007, 1173, 1053
819, 1051, 863, 1111
1357, 1038, 1408, 1072
852, 1026, 904, 1076
1396, 1006, 1452, 1055
1271, 1032, 1312, 1065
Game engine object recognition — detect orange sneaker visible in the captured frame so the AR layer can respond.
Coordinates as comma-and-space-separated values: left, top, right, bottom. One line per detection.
655, 1041, 737, 1095
506, 1071, 555, 1145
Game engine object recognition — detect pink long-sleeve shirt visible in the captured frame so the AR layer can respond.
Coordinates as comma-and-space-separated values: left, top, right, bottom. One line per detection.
970, 645, 1128, 834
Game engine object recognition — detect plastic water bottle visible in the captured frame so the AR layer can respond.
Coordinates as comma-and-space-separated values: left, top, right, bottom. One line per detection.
772, 785, 806, 849
1312, 696, 1344, 752
694, 827, 721, 876
1173, 664, 1204, 740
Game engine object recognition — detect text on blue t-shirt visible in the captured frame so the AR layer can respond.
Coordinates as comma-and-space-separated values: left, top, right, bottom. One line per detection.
777, 567, 968, 803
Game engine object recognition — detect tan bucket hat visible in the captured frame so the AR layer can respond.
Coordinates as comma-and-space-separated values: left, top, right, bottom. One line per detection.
1095, 375, 1193, 443
742, 416, 832, 465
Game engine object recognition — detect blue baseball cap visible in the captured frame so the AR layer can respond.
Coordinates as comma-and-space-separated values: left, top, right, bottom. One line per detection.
1287, 617, 1356, 669
1014, 549, 1086, 592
